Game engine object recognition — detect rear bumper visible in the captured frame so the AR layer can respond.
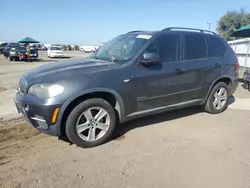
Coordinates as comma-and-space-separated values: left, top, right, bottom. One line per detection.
229, 79, 238, 96
14, 91, 62, 136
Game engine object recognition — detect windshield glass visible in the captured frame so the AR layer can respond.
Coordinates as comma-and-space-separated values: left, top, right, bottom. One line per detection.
94, 33, 151, 63
50, 47, 61, 50
16, 47, 26, 51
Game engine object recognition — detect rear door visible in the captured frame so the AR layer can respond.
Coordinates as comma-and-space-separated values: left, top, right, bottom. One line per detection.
201, 35, 226, 96
181, 32, 211, 102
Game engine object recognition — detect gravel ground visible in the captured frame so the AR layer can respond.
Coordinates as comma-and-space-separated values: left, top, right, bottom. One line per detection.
0, 52, 250, 188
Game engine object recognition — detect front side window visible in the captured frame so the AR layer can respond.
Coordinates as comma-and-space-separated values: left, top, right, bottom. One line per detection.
184, 33, 207, 60
145, 33, 181, 63
94, 33, 151, 63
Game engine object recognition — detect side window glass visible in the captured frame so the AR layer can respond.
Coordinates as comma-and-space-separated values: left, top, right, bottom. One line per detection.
207, 36, 226, 57
184, 34, 207, 60
145, 33, 180, 63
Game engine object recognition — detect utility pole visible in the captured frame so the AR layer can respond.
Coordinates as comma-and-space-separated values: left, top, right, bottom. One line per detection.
207, 22, 212, 31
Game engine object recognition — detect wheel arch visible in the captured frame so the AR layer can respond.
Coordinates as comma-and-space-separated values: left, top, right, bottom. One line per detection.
203, 76, 233, 104
56, 88, 125, 136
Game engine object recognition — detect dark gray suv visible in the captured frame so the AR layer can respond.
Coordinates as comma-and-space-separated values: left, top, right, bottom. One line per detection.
15, 27, 239, 148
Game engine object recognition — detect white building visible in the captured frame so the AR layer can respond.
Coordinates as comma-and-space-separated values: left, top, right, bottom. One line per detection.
228, 38, 250, 70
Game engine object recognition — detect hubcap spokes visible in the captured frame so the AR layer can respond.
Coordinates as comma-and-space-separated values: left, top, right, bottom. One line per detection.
213, 87, 227, 110
76, 107, 110, 141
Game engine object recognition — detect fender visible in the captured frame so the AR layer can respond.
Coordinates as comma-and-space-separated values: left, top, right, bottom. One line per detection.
202, 75, 233, 104
55, 88, 125, 136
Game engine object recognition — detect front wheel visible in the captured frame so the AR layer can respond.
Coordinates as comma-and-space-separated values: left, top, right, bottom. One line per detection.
9, 56, 14, 61
204, 82, 229, 114
65, 98, 117, 148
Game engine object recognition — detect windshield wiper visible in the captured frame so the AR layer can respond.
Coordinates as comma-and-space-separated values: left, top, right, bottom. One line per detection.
105, 50, 116, 62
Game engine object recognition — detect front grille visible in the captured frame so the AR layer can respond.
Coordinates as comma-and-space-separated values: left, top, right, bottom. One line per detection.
19, 79, 27, 94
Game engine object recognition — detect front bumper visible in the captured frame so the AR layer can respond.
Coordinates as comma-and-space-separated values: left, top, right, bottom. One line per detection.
14, 91, 61, 136
50, 54, 64, 58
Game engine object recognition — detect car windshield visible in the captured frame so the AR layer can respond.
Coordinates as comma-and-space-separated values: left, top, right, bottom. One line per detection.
51, 47, 61, 50
16, 47, 26, 51
94, 33, 151, 63
9, 43, 20, 47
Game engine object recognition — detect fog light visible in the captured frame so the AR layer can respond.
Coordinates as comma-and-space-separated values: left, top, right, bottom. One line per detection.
24, 104, 29, 112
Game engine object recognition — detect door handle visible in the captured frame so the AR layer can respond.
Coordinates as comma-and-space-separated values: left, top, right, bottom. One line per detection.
175, 68, 185, 73
214, 63, 220, 67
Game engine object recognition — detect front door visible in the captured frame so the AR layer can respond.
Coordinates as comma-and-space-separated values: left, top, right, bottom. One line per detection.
131, 33, 188, 112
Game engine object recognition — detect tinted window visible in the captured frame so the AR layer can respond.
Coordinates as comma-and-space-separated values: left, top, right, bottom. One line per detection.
146, 33, 180, 63
207, 36, 226, 57
184, 33, 207, 60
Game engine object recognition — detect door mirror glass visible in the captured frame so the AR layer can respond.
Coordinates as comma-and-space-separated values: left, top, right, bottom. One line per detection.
140, 52, 160, 66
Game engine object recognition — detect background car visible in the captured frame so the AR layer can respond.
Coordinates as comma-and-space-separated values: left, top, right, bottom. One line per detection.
0, 42, 7, 54
47, 46, 64, 58
8, 46, 27, 61
79, 45, 99, 53
3, 43, 21, 58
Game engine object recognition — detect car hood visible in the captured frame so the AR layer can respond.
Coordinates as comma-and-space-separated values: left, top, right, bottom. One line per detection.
22, 58, 119, 81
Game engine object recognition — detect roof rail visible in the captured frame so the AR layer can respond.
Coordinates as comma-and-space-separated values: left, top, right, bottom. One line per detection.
162, 27, 217, 35
127, 30, 143, 34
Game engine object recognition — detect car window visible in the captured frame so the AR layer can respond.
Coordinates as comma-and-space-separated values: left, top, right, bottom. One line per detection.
50, 47, 61, 50
207, 35, 226, 57
184, 33, 207, 60
146, 33, 180, 63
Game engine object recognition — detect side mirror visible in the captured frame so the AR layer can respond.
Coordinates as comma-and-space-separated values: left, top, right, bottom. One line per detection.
140, 52, 160, 66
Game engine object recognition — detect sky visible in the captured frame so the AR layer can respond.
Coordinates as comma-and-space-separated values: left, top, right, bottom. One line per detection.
0, 0, 249, 45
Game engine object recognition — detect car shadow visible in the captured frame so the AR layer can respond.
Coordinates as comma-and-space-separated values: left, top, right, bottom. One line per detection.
37, 59, 59, 63
112, 106, 202, 141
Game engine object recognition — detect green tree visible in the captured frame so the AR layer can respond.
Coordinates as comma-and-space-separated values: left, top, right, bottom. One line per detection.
216, 8, 250, 41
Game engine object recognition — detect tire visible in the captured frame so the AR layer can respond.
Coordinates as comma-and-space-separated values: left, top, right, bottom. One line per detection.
65, 98, 117, 148
248, 83, 250, 92
204, 82, 229, 114
9, 57, 14, 61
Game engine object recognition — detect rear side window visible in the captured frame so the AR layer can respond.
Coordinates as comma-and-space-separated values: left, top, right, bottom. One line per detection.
184, 33, 207, 60
206, 36, 226, 57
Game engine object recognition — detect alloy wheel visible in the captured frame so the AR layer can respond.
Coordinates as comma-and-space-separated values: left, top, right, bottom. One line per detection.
213, 87, 228, 110
76, 107, 110, 141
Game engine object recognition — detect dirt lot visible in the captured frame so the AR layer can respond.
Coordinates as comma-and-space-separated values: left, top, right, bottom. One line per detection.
1, 53, 250, 188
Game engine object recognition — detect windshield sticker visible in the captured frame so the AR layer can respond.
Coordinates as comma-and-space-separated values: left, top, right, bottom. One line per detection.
136, 34, 152, 39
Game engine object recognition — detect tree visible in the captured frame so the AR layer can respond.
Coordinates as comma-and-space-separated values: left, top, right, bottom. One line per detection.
67, 45, 72, 51
74, 45, 79, 51
216, 8, 250, 41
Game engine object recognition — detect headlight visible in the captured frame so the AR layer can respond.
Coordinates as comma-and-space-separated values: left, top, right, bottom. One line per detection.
10, 51, 16, 54
28, 84, 64, 99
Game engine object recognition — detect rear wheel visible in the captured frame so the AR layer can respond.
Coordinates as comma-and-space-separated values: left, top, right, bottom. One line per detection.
65, 98, 117, 148
204, 82, 229, 114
